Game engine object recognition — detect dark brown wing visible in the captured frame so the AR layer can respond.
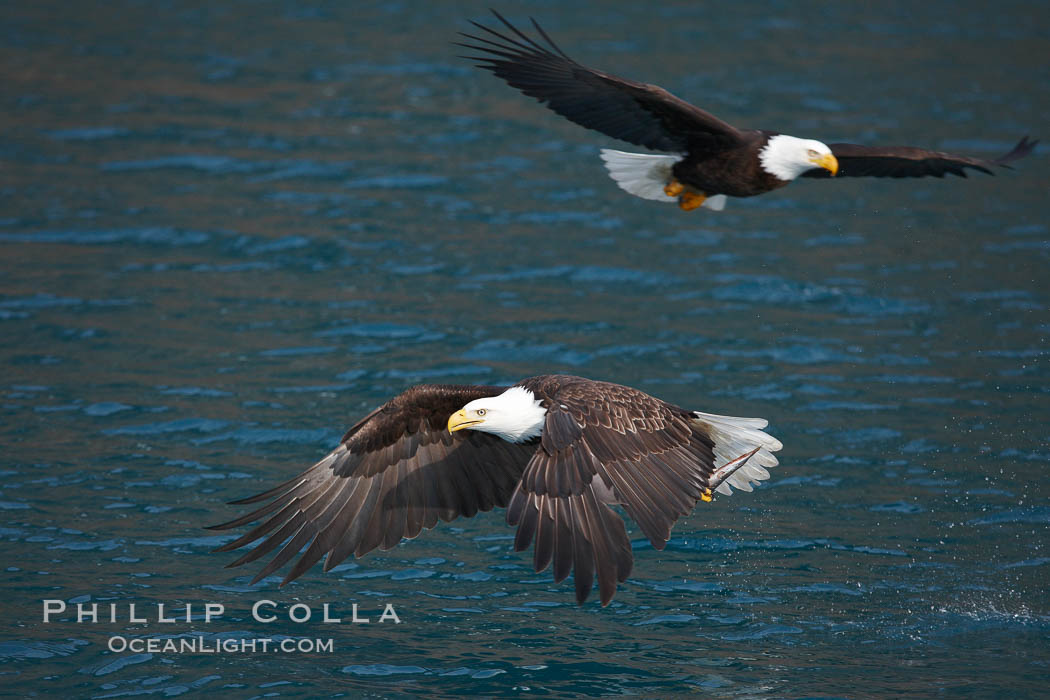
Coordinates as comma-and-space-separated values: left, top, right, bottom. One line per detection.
208, 384, 536, 585
802, 136, 1037, 179
457, 10, 745, 154
507, 377, 721, 606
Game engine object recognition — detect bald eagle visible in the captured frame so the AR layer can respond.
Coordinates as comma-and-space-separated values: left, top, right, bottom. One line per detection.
210, 375, 782, 605
458, 11, 1036, 211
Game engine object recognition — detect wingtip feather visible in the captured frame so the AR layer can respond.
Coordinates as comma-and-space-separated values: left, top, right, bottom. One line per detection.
993, 135, 1038, 167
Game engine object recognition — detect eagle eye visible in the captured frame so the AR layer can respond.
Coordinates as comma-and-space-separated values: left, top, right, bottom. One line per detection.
476, 409, 487, 416
806, 148, 818, 158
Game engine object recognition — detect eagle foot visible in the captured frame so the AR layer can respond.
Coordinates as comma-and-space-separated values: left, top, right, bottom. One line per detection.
700, 487, 713, 503
664, 179, 685, 197
679, 191, 707, 211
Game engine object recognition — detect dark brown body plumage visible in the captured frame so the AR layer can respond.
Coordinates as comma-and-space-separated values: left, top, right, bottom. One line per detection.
210, 374, 766, 605
673, 132, 786, 197
458, 11, 1035, 198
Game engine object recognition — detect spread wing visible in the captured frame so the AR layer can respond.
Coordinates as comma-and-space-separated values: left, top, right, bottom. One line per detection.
506, 379, 726, 606
802, 136, 1037, 179
208, 384, 536, 585
458, 10, 745, 154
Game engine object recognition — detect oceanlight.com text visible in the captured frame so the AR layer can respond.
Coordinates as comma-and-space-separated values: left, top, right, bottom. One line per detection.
108, 636, 335, 654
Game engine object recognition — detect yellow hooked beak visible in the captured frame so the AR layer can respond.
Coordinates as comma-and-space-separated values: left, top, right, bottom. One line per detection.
447, 409, 482, 433
814, 152, 839, 176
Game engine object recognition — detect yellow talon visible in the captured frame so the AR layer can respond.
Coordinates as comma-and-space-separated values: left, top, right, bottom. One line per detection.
679, 191, 707, 211
664, 179, 684, 197
700, 488, 713, 503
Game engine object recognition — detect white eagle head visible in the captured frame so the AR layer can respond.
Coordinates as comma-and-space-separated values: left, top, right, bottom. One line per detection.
759, 135, 839, 181
446, 386, 546, 443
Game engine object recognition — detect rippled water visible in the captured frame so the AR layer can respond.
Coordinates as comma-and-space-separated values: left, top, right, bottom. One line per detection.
2, 1, 1048, 697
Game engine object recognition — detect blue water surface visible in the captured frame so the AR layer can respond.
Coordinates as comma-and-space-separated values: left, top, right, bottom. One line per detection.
1, 1, 1048, 697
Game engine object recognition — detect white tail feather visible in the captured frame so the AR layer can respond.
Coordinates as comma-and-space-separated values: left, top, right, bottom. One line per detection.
598, 149, 729, 210
703, 194, 727, 211
693, 411, 783, 495
599, 149, 679, 201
